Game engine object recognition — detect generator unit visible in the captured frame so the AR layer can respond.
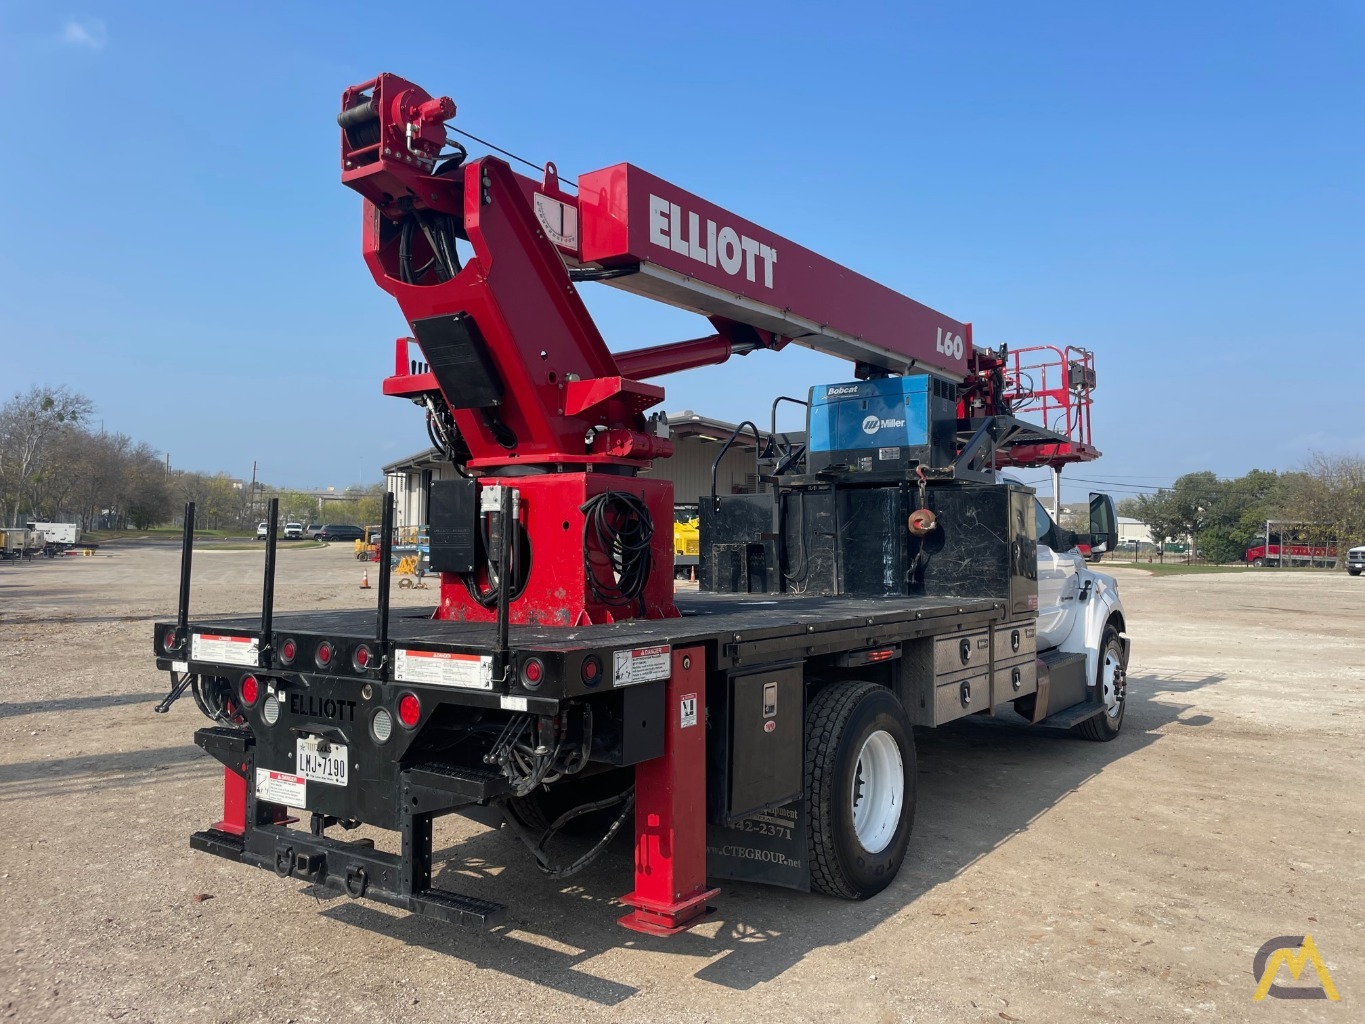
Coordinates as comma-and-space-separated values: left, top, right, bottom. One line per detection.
806, 374, 958, 475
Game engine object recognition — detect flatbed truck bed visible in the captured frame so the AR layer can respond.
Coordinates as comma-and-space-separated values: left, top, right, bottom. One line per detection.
162, 590, 1007, 671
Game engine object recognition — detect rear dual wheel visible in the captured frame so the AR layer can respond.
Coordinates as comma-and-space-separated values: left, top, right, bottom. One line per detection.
805, 682, 916, 899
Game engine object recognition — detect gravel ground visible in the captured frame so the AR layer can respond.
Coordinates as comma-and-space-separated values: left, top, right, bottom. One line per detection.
1, 545, 1361, 1023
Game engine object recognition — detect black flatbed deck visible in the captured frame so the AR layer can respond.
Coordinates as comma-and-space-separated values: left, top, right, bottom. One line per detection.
174, 590, 1010, 668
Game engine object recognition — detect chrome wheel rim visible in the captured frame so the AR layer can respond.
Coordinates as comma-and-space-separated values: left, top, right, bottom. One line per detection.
1101, 644, 1126, 719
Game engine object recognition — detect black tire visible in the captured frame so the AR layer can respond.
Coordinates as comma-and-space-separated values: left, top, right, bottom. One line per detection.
1349, 568, 1361, 577
1077, 623, 1127, 742
805, 682, 916, 899
1251, 557, 1265, 567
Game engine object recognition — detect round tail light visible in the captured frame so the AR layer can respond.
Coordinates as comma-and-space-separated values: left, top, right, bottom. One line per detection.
520, 657, 545, 689
315, 641, 334, 669
163, 629, 180, 653
262, 693, 281, 725
280, 638, 297, 664
240, 675, 260, 706
372, 708, 394, 743
353, 645, 372, 671
397, 693, 421, 728
580, 655, 602, 687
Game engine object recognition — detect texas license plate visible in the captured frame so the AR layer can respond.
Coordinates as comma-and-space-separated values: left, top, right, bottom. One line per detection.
296, 739, 348, 787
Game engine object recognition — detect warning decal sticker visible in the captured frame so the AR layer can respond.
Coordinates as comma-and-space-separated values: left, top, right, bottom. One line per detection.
393, 650, 493, 690
612, 645, 671, 687
255, 768, 306, 807
191, 633, 258, 667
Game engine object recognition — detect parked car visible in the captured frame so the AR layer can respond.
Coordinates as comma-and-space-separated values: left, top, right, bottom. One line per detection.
283, 522, 304, 540
317, 524, 365, 541
305, 523, 325, 539
1348, 544, 1364, 577
255, 522, 269, 540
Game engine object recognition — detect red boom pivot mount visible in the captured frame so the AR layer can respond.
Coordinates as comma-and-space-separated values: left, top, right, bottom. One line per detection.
341, 74, 683, 625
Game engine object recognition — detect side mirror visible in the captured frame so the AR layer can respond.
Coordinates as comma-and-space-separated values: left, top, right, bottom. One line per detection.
1089, 492, 1118, 554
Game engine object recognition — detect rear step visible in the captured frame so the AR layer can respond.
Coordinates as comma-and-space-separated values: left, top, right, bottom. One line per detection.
406, 762, 511, 802
191, 827, 246, 860
412, 887, 508, 927
1038, 700, 1106, 729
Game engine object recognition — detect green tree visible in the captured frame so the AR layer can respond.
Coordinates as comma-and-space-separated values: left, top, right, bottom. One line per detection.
277, 491, 320, 525
1198, 526, 1248, 564
0, 386, 94, 526
351, 483, 387, 526
1169, 471, 1221, 557
1128, 490, 1186, 562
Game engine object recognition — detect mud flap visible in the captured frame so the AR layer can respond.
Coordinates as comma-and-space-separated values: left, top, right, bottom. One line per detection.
706, 801, 811, 891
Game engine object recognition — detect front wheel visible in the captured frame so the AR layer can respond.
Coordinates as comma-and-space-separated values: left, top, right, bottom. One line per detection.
1349, 568, 1362, 577
1077, 624, 1127, 742
1251, 557, 1265, 567
805, 682, 916, 899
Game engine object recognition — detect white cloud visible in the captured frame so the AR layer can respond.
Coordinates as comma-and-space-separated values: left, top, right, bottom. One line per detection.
61, 18, 107, 50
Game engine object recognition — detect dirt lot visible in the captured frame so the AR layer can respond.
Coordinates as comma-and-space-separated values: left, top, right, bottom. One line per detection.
1, 545, 1360, 1023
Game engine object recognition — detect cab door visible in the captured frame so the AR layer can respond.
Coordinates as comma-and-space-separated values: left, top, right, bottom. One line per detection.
1033, 498, 1082, 649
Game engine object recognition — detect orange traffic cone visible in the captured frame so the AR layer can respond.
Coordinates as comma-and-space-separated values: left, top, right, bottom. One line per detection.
360, 569, 370, 590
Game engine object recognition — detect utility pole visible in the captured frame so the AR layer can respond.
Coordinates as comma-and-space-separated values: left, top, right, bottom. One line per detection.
250, 461, 258, 521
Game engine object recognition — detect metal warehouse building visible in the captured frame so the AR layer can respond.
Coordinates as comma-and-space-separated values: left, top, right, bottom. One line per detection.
383, 411, 804, 530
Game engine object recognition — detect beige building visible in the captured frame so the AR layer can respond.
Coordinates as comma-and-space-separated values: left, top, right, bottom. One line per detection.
382, 411, 803, 529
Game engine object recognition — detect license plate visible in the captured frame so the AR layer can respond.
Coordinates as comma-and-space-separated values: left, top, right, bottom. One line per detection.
296, 739, 348, 787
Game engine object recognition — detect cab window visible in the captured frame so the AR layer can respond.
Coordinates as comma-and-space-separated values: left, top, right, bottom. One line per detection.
1034, 498, 1061, 551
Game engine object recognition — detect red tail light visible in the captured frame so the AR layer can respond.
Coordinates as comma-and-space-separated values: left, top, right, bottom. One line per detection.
240, 675, 260, 706
397, 693, 421, 728
581, 655, 602, 687
280, 638, 297, 664
316, 641, 334, 668
163, 629, 179, 653
353, 645, 372, 671
520, 657, 544, 688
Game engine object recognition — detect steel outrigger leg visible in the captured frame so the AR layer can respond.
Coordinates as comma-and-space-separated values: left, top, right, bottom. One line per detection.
619, 645, 719, 935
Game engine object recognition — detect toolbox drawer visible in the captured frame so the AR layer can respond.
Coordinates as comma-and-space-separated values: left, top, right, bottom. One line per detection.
934, 629, 991, 675
993, 656, 1037, 703
934, 673, 988, 724
992, 621, 1037, 662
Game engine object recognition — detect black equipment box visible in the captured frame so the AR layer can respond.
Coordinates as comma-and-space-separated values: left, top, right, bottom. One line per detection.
428, 478, 478, 574
700, 478, 1038, 614
910, 483, 1038, 617
707, 664, 805, 824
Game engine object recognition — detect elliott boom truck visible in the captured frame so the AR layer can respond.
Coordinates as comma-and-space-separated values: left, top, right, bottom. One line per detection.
153, 73, 1129, 935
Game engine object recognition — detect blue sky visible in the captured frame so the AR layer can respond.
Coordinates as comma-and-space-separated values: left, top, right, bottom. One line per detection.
2, 2, 1361, 502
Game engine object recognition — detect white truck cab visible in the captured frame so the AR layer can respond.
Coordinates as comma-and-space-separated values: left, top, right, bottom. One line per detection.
1030, 492, 1129, 739
1348, 545, 1364, 577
